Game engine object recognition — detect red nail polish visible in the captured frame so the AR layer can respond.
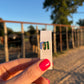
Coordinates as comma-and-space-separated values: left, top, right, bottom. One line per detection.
39, 59, 51, 71
46, 79, 50, 84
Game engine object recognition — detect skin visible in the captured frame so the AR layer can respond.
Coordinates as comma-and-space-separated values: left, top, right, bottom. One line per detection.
0, 58, 50, 84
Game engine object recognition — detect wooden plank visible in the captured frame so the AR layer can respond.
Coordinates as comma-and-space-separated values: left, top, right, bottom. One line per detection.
21, 23, 25, 58
53, 25, 57, 53
66, 27, 69, 50
45, 25, 47, 30
75, 29, 77, 47
4, 22, 9, 62
72, 27, 75, 48
36, 26, 40, 58
77, 29, 79, 47
60, 25, 62, 52
1, 20, 84, 28
81, 28, 83, 46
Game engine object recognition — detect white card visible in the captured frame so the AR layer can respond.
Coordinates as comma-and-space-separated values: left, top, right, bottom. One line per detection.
40, 31, 53, 69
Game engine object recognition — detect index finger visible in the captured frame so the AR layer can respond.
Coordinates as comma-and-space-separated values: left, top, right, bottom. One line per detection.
0, 58, 39, 80
1, 58, 39, 71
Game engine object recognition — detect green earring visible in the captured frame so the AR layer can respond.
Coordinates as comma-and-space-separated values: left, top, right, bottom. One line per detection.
47, 41, 49, 49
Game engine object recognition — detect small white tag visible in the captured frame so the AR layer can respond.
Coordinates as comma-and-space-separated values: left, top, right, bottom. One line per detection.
40, 31, 53, 69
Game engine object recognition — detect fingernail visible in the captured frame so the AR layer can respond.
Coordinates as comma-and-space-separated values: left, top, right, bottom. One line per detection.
39, 59, 51, 71
46, 79, 50, 84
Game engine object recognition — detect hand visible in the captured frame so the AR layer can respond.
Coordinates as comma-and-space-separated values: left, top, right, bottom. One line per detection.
0, 58, 50, 84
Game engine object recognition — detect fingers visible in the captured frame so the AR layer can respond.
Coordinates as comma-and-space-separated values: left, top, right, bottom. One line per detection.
1, 58, 39, 71
0, 58, 39, 80
7, 59, 51, 84
34, 76, 50, 84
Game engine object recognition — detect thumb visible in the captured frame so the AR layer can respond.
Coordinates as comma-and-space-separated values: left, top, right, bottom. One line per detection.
7, 59, 51, 84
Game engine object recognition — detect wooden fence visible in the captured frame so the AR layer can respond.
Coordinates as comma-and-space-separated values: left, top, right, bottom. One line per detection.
0, 20, 84, 62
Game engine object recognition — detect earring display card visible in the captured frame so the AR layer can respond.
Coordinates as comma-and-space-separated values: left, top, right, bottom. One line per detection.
40, 31, 53, 69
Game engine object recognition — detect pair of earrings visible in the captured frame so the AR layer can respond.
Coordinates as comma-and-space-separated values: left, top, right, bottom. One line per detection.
40, 41, 49, 50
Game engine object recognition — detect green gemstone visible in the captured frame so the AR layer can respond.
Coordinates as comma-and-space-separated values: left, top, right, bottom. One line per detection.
44, 42, 46, 50
47, 41, 49, 49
